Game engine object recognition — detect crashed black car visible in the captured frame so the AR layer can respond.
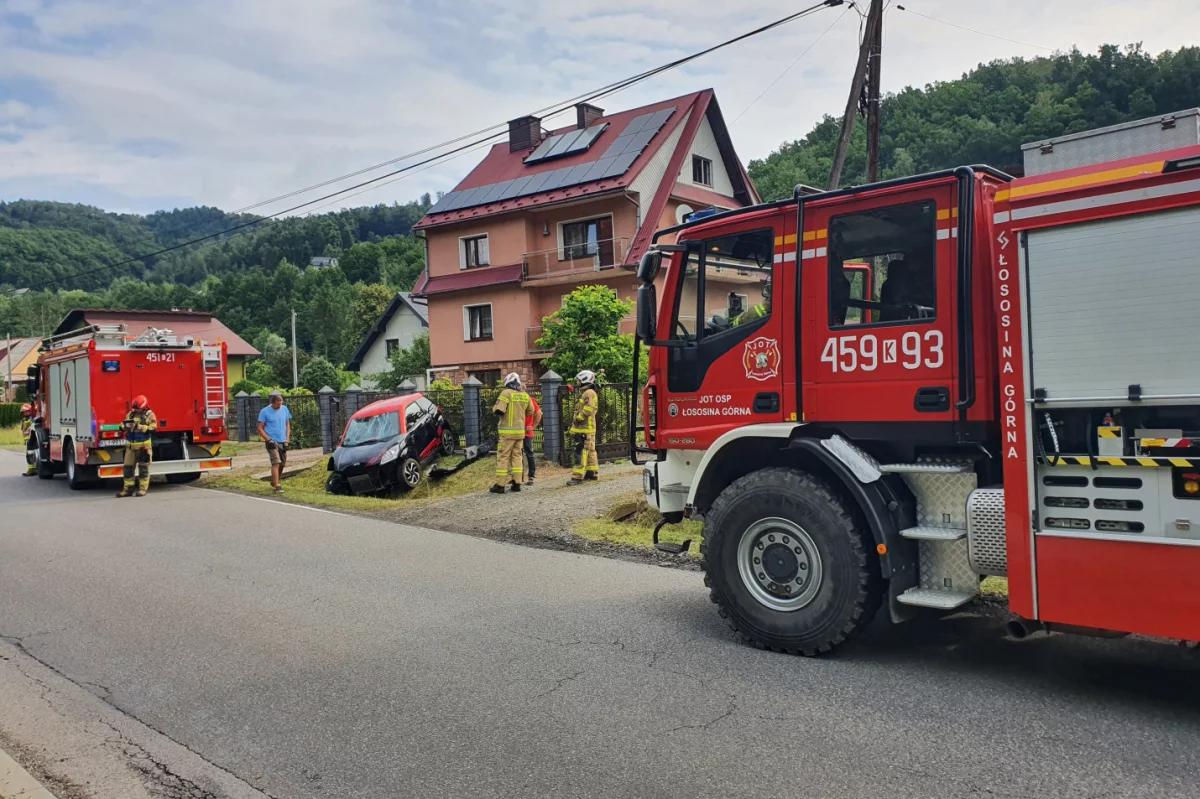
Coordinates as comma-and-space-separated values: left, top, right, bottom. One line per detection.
326, 394, 455, 495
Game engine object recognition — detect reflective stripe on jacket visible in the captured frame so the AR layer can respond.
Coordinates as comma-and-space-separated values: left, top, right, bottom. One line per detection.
569, 387, 598, 435
493, 389, 531, 439
731, 303, 767, 327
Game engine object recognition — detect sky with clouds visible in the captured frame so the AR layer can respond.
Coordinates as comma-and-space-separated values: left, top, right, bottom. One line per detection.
1, 0, 1197, 216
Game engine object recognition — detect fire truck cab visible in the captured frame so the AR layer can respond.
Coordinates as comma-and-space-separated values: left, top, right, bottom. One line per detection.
633, 110, 1200, 655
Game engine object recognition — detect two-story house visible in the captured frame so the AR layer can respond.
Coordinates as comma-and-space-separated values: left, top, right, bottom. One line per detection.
411, 89, 761, 386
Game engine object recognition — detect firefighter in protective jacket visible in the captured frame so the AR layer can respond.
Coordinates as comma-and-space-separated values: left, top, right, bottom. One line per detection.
490, 373, 531, 494
118, 395, 156, 497
20, 403, 36, 476
568, 370, 599, 486
731, 279, 771, 327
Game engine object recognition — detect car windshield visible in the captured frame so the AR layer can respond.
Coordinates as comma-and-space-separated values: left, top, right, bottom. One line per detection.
342, 411, 400, 447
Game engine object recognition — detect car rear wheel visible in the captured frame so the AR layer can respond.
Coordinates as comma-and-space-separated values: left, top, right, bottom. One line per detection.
440, 426, 457, 456
397, 457, 422, 492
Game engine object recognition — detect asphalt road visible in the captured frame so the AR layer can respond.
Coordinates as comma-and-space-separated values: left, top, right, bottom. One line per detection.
3, 450, 1200, 799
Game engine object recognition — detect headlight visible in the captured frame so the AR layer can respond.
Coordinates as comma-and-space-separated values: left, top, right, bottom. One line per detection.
380, 443, 401, 465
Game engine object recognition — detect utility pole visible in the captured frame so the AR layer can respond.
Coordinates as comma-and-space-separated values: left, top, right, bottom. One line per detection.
865, 0, 883, 183
291, 309, 299, 389
4, 333, 11, 401
827, 0, 883, 189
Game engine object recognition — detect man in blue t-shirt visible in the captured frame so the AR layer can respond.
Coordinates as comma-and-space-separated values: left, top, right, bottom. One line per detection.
256, 391, 292, 493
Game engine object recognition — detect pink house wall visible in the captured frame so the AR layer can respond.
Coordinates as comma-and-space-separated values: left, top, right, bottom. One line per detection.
427, 285, 531, 367
426, 216, 528, 276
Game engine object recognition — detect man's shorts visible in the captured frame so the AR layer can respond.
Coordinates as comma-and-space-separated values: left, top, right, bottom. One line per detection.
266, 442, 288, 467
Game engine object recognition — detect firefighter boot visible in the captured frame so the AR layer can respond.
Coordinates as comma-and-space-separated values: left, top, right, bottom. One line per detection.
116, 489, 132, 498
584, 472, 598, 482
509, 481, 521, 493
489, 485, 506, 495
567, 477, 583, 486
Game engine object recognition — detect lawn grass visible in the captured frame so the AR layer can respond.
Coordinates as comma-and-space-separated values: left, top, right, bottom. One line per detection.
206, 454, 500, 512
980, 576, 1009, 598
0, 425, 26, 451
574, 490, 703, 555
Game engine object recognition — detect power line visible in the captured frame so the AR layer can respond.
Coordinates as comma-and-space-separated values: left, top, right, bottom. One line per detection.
4, 0, 841, 296
895, 5, 1052, 52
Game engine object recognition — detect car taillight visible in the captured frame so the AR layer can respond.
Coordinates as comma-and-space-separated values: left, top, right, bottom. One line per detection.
100, 430, 121, 440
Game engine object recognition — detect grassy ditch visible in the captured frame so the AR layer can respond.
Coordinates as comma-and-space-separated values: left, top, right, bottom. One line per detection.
574, 490, 703, 555
0, 425, 27, 451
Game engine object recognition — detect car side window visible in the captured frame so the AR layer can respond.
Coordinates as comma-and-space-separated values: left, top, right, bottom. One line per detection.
405, 404, 422, 432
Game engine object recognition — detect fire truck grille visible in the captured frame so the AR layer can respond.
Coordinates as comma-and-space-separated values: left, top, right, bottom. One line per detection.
967, 488, 1007, 576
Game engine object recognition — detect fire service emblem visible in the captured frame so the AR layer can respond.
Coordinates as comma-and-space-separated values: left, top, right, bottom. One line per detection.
743, 337, 780, 381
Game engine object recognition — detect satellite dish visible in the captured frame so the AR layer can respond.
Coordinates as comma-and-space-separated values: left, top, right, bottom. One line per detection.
675, 204, 694, 225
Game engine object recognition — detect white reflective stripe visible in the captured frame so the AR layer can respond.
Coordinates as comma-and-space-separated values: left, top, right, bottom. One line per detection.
1012, 176, 1200, 221
774, 254, 782, 263
937, 229, 950, 240
802, 248, 817, 260
772, 251, 798, 264
994, 210, 1011, 223
817, 247, 826, 256
952, 228, 958, 238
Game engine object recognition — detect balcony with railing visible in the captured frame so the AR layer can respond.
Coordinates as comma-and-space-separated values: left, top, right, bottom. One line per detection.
526, 316, 638, 355
522, 237, 630, 284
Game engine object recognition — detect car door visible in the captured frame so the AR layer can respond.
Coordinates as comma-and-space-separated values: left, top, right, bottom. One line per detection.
802, 179, 961, 437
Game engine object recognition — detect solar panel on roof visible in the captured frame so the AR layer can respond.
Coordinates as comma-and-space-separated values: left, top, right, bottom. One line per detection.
581, 156, 618, 182
427, 191, 457, 214
546, 128, 587, 159
601, 151, 640, 179
622, 113, 653, 136
563, 123, 607, 156
498, 175, 533, 201
524, 136, 559, 164
524, 123, 608, 165
559, 163, 595, 188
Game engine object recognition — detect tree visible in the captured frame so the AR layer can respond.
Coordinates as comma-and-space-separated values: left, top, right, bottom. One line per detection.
538, 286, 639, 384
350, 283, 395, 351
299, 355, 340, 393
368, 332, 431, 392
251, 329, 287, 359
246, 358, 279, 386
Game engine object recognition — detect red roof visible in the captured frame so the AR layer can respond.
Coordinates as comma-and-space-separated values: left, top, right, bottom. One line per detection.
418, 263, 523, 296
352, 393, 421, 421
54, 309, 260, 357
415, 91, 712, 230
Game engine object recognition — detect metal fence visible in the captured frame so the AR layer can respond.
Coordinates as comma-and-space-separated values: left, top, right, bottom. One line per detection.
556, 383, 633, 466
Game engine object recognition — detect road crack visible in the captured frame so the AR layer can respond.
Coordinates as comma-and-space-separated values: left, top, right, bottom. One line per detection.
535, 670, 585, 699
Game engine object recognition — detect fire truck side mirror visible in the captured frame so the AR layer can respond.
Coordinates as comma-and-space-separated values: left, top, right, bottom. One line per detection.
637, 251, 663, 283
26, 365, 39, 395
636, 283, 658, 342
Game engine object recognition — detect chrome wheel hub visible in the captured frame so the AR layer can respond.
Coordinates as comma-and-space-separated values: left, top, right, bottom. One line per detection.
736, 517, 823, 612
403, 459, 421, 485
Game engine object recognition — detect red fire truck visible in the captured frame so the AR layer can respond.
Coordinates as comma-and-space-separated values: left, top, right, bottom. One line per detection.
25, 324, 234, 488
633, 110, 1200, 655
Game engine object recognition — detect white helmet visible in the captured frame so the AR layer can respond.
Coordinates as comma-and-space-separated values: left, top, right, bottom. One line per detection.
575, 369, 597, 386
503, 372, 522, 389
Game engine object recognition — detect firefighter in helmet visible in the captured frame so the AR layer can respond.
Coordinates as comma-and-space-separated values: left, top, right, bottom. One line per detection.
118, 395, 157, 498
19, 403, 37, 477
731, 277, 771, 327
490, 373, 531, 494
567, 369, 599, 486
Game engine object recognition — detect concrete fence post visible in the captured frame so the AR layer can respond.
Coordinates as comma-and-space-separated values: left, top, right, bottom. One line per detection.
317, 386, 336, 455
344, 384, 362, 418
235, 391, 250, 442
540, 370, 562, 465
397, 379, 417, 397
462, 377, 482, 449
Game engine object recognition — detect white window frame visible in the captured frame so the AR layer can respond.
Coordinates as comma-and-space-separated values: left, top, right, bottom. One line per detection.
459, 233, 490, 270
692, 155, 713, 187
732, 293, 749, 315
556, 213, 615, 262
462, 303, 494, 342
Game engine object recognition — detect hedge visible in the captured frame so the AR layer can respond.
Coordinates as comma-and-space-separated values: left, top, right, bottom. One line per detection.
0, 403, 23, 428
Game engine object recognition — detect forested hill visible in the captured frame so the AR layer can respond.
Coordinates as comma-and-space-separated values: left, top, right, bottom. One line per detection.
748, 44, 1200, 201
0, 197, 431, 292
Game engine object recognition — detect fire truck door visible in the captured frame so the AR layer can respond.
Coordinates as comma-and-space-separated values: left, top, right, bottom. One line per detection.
661, 218, 789, 446
803, 185, 960, 431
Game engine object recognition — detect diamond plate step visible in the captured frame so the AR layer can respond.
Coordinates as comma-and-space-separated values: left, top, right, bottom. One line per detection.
880, 463, 973, 474
896, 588, 976, 610
900, 525, 967, 541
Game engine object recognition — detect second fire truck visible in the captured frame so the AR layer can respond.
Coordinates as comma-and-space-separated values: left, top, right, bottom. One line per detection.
634, 109, 1200, 654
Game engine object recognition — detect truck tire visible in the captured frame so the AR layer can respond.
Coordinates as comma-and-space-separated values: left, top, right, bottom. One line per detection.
34, 432, 55, 480
65, 443, 97, 490
167, 473, 201, 484
701, 468, 883, 657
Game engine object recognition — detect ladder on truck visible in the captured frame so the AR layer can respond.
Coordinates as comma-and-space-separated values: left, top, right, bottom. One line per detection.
202, 346, 226, 423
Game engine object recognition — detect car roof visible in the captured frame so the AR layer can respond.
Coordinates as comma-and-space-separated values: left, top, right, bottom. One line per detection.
350, 393, 426, 421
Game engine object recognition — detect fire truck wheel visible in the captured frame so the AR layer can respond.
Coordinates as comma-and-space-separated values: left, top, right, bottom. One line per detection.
396, 457, 422, 492
32, 431, 54, 480
65, 444, 97, 490
701, 468, 883, 656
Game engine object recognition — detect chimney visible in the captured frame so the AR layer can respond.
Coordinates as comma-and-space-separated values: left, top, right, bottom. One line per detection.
508, 116, 543, 153
576, 103, 604, 130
